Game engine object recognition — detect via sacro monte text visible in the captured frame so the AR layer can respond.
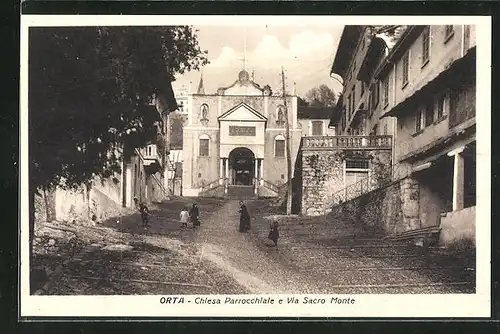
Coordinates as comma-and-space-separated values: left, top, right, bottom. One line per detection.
159, 296, 356, 305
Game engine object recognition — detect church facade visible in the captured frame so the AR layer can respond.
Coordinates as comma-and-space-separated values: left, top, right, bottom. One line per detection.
182, 70, 304, 197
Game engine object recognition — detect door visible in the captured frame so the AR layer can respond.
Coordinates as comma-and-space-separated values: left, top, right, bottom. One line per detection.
345, 171, 369, 198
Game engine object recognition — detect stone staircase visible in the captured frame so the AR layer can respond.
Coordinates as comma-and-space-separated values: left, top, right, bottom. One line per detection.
226, 185, 257, 200
250, 212, 476, 294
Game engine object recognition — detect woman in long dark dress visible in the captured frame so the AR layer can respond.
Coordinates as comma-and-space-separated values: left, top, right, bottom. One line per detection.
239, 201, 250, 232
189, 203, 200, 228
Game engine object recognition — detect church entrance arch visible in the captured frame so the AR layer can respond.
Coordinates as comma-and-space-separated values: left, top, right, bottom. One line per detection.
228, 147, 255, 186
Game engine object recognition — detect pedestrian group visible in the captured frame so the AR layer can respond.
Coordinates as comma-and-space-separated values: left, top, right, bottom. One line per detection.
134, 197, 279, 248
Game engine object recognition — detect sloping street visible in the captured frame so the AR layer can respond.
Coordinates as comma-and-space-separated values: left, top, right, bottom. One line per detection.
32, 197, 475, 295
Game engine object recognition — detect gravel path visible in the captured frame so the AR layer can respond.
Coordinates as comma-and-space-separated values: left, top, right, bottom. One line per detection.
194, 200, 330, 294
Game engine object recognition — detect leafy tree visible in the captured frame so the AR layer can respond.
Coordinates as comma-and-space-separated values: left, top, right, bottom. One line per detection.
305, 84, 338, 107
28, 26, 208, 260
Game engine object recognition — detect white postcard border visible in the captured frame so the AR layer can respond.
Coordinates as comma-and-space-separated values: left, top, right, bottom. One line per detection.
20, 15, 491, 318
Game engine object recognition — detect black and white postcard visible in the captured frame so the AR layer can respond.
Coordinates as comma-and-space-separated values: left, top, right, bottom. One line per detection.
20, 15, 491, 318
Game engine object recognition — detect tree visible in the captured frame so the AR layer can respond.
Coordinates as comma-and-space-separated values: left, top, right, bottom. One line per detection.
28, 26, 208, 261
305, 84, 338, 107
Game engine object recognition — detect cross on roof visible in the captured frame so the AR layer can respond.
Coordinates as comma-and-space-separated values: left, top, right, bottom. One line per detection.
238, 28, 248, 70
239, 54, 246, 70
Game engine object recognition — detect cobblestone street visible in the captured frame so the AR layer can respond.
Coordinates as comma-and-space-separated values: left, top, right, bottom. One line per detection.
32, 198, 475, 295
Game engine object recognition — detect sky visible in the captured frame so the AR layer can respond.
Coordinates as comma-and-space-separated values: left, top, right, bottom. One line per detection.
172, 24, 344, 98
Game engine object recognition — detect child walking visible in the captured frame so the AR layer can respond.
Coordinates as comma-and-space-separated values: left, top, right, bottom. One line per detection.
134, 197, 150, 229
180, 206, 190, 228
268, 221, 280, 249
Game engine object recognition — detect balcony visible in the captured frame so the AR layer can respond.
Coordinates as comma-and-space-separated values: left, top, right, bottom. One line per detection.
301, 135, 392, 150
142, 144, 162, 169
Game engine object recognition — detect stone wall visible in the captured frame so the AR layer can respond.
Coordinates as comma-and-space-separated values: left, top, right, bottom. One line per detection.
329, 177, 421, 235
34, 150, 168, 224
52, 181, 125, 223
301, 150, 343, 216
300, 148, 392, 216
440, 206, 475, 246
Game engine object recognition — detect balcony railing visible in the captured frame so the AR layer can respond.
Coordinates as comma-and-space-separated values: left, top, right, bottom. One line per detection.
142, 144, 162, 164
301, 135, 392, 150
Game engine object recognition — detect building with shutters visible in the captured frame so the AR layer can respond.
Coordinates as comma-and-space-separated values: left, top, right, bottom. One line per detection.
379, 25, 477, 244
324, 25, 477, 245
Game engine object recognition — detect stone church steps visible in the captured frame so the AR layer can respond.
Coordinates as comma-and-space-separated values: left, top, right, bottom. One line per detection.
226, 185, 257, 200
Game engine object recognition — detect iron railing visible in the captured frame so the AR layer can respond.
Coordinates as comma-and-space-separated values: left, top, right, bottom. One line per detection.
199, 179, 222, 194
301, 135, 392, 150
262, 180, 280, 193
331, 161, 411, 206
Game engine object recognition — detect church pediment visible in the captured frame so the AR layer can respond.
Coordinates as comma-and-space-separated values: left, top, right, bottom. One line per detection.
218, 103, 267, 122
222, 82, 263, 96
216, 70, 268, 96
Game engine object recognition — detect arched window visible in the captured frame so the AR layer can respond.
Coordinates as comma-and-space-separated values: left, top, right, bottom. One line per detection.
274, 134, 286, 157
199, 134, 210, 157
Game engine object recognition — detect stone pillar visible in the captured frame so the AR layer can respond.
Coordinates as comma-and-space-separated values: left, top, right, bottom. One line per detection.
448, 147, 465, 211
400, 177, 420, 231
224, 158, 228, 178
254, 159, 258, 194
219, 158, 224, 185
260, 159, 264, 185
224, 158, 229, 194
254, 159, 258, 180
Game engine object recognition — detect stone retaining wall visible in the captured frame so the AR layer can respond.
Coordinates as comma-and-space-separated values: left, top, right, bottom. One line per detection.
300, 148, 392, 216
329, 177, 421, 235
440, 206, 476, 246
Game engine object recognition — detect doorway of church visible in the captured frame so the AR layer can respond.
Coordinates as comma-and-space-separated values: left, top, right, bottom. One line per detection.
228, 147, 255, 186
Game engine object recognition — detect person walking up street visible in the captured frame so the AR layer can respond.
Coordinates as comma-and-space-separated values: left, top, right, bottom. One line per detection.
268, 220, 280, 249
239, 201, 251, 233
189, 203, 200, 228
180, 206, 190, 228
134, 197, 150, 230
